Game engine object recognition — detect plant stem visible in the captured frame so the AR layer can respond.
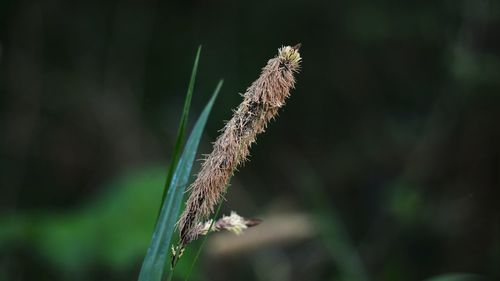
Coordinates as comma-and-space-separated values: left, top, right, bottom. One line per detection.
183, 197, 225, 281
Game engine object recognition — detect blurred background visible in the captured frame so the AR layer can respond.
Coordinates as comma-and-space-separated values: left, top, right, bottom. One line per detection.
1, 0, 499, 280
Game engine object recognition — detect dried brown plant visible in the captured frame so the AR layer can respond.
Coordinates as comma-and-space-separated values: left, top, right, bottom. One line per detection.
177, 44, 302, 251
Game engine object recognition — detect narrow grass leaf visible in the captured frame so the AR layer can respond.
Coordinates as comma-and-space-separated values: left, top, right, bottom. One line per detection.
159, 46, 202, 216
138, 80, 223, 281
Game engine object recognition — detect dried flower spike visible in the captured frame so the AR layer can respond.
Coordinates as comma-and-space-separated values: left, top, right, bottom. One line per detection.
177, 44, 301, 249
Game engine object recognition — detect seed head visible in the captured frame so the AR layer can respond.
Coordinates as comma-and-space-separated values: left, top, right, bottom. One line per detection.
176, 44, 302, 252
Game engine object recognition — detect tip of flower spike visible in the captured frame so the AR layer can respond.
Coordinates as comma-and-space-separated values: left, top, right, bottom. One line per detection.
278, 45, 302, 70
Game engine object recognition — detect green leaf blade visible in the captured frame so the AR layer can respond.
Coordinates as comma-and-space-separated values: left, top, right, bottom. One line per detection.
159, 45, 202, 213
138, 80, 223, 281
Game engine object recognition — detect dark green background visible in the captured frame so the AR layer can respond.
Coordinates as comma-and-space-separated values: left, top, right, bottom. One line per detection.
1, 0, 499, 280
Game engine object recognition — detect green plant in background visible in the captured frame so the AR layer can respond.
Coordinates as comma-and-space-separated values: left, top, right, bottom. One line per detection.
292, 159, 370, 281
292, 160, 483, 281
0, 167, 166, 274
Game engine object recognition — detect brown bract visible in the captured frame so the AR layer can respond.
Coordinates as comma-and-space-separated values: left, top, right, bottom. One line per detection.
177, 45, 301, 249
